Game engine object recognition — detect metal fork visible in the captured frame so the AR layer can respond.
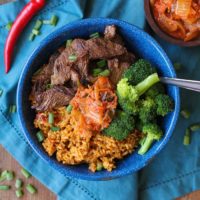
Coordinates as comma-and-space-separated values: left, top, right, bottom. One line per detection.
160, 77, 200, 92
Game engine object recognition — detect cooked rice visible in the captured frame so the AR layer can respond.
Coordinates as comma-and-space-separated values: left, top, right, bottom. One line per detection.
34, 107, 141, 172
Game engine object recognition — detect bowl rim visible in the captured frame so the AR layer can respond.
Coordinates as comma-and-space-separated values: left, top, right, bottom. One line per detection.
17, 17, 180, 180
144, 0, 200, 47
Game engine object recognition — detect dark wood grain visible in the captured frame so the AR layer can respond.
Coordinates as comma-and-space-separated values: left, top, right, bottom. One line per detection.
0, 145, 56, 200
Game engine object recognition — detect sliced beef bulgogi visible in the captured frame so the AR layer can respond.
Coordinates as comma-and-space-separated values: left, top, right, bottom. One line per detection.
32, 86, 75, 111
30, 25, 136, 111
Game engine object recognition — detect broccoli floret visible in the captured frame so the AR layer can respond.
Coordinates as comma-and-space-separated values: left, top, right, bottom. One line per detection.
155, 94, 174, 116
103, 111, 135, 141
139, 98, 157, 123
117, 73, 160, 114
123, 59, 156, 85
145, 83, 165, 98
138, 123, 163, 155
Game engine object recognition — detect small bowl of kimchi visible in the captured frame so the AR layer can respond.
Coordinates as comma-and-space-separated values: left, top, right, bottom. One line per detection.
144, 0, 200, 47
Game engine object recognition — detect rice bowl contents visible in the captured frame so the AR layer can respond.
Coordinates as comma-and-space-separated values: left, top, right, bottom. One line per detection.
30, 25, 174, 172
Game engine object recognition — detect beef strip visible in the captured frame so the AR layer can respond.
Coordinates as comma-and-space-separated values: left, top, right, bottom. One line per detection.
104, 25, 124, 45
32, 85, 75, 111
86, 37, 126, 59
108, 52, 136, 85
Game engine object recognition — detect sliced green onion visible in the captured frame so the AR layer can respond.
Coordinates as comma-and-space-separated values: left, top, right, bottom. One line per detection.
16, 189, 23, 198
9, 105, 16, 113
6, 171, 14, 181
0, 170, 8, 182
29, 33, 35, 41
98, 69, 110, 77
190, 123, 200, 132
34, 20, 43, 30
90, 32, 100, 39
26, 184, 37, 194
15, 179, 23, 189
50, 15, 59, 26
96, 162, 103, 171
48, 113, 54, 124
97, 60, 106, 68
181, 109, 190, 119
174, 62, 182, 71
46, 83, 53, 89
21, 168, 31, 179
36, 131, 44, 142
42, 20, 51, 24
183, 128, 191, 146
68, 54, 77, 62
6, 22, 13, 31
0, 88, 3, 97
51, 126, 60, 132
32, 29, 40, 35
66, 39, 73, 47
0, 185, 10, 190
33, 68, 42, 76
66, 105, 73, 114
92, 68, 102, 76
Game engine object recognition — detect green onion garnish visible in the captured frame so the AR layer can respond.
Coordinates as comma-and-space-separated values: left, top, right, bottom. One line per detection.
90, 32, 100, 39
0, 170, 8, 182
96, 162, 103, 171
16, 189, 23, 198
29, 33, 35, 41
26, 184, 37, 194
42, 20, 51, 24
190, 123, 200, 132
48, 113, 54, 124
183, 128, 191, 146
0, 88, 3, 97
32, 29, 40, 35
46, 84, 53, 89
97, 60, 106, 68
98, 69, 110, 77
21, 168, 31, 179
66, 105, 73, 114
66, 39, 73, 47
92, 68, 102, 76
36, 131, 44, 142
33, 68, 42, 76
50, 15, 59, 26
15, 179, 23, 189
34, 20, 43, 30
6, 22, 13, 31
0, 185, 10, 190
9, 105, 16, 113
6, 171, 14, 181
174, 62, 182, 71
181, 109, 190, 119
51, 126, 60, 132
69, 55, 77, 62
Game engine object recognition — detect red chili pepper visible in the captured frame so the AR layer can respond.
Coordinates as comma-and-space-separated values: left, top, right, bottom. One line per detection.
4, 0, 46, 73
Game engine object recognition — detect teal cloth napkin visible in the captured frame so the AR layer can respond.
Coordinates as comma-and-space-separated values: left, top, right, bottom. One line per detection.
0, 1, 200, 200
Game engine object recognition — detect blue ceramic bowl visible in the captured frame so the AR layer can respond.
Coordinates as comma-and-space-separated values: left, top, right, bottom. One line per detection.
17, 18, 180, 181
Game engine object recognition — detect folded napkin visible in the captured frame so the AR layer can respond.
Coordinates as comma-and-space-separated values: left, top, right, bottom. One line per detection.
0, 1, 200, 200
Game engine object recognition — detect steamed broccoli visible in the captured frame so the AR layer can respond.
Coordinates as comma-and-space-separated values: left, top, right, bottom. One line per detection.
155, 94, 174, 116
145, 83, 165, 98
138, 123, 163, 155
123, 59, 156, 85
117, 73, 160, 114
103, 111, 135, 141
139, 98, 157, 123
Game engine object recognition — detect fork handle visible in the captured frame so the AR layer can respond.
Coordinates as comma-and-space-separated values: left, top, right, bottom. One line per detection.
160, 77, 200, 93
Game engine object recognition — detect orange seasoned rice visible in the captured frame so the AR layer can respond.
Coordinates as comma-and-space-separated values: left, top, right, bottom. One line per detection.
34, 107, 141, 172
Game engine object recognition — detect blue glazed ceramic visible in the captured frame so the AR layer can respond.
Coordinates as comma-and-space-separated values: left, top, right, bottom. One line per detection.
17, 18, 180, 181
